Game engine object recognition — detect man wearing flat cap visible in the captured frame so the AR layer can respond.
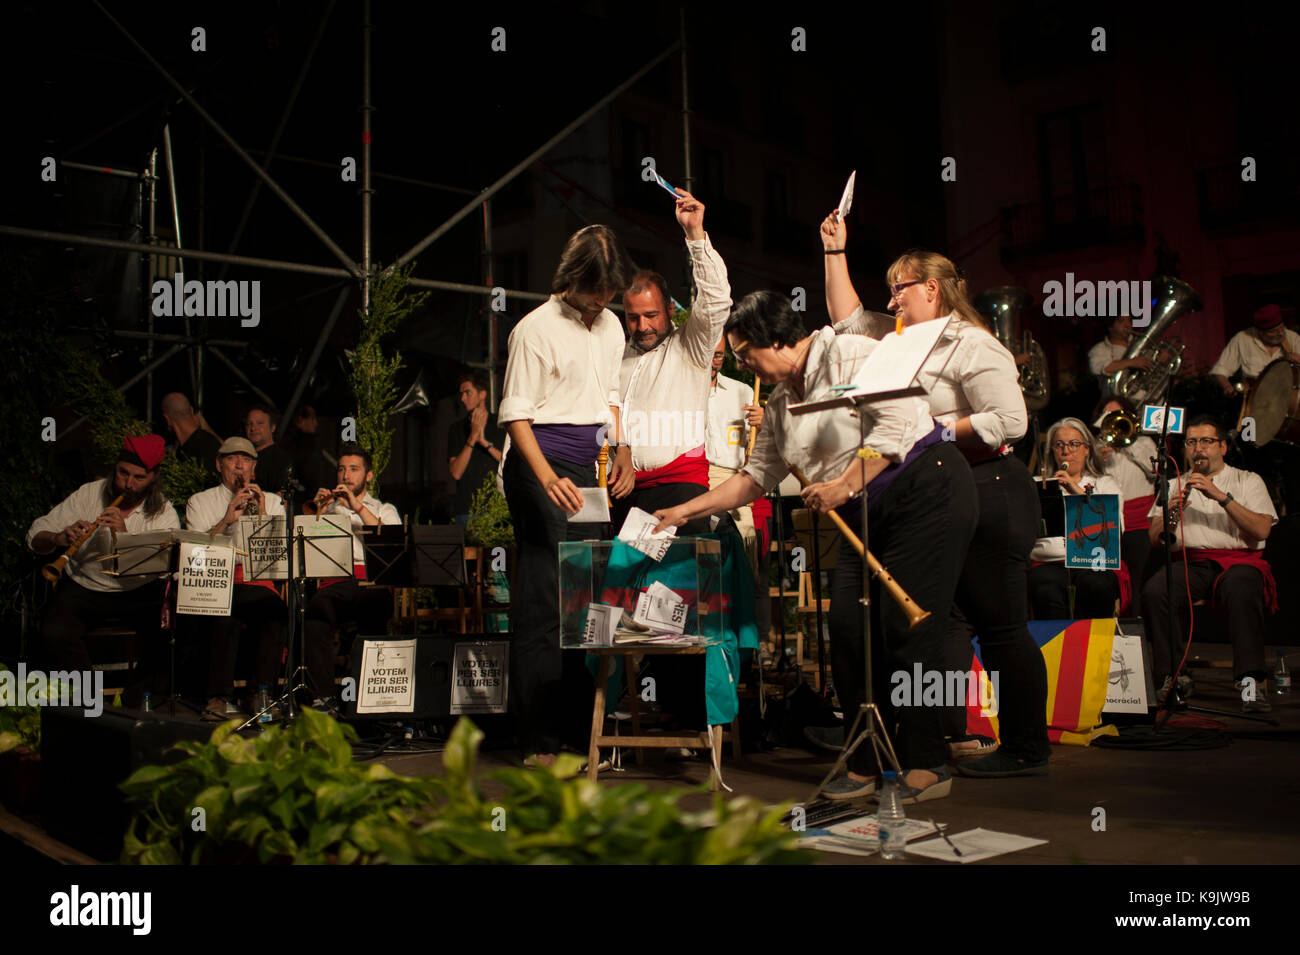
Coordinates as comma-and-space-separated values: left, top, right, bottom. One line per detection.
186, 437, 287, 720
27, 435, 180, 705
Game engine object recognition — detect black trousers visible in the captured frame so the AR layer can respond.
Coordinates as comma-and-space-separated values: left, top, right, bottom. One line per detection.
203, 584, 285, 699
943, 455, 1050, 761
828, 443, 978, 773
39, 578, 168, 697
611, 480, 711, 727
502, 450, 604, 756
1028, 563, 1119, 620
1143, 559, 1268, 683
1120, 528, 1152, 618
611, 481, 712, 535
305, 578, 393, 699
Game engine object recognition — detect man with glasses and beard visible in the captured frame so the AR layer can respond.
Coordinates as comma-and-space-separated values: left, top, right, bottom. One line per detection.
27, 435, 180, 704
1143, 415, 1278, 710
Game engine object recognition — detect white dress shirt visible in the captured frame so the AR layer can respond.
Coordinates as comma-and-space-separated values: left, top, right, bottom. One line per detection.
836, 306, 1026, 449
618, 237, 730, 469
1031, 473, 1125, 563
1209, 328, 1300, 380
498, 295, 625, 428
1103, 435, 1158, 501
317, 492, 402, 565
743, 329, 932, 493
1147, 464, 1277, 552
27, 479, 180, 593
1088, 338, 1129, 376
186, 483, 286, 560
707, 373, 754, 471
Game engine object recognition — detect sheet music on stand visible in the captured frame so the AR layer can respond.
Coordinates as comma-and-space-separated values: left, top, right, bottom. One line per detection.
292, 515, 355, 579
104, 529, 197, 578
240, 515, 289, 581
789, 316, 953, 416
362, 523, 414, 587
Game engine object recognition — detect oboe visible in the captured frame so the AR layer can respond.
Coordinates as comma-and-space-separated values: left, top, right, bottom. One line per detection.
42, 494, 124, 583
236, 476, 259, 516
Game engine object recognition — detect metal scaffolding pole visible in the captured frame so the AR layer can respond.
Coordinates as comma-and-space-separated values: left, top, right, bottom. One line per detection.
218, 0, 336, 282
91, 0, 361, 279
146, 148, 158, 427
207, 346, 278, 408
483, 198, 497, 412
0, 225, 550, 302
393, 40, 682, 269
162, 123, 198, 401
62, 343, 188, 438
361, 0, 374, 314
282, 286, 351, 431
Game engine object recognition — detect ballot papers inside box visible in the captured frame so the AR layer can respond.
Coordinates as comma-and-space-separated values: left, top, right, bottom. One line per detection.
558, 538, 724, 649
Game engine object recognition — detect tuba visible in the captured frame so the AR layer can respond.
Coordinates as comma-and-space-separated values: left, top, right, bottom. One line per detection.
974, 286, 1049, 411
1108, 276, 1201, 406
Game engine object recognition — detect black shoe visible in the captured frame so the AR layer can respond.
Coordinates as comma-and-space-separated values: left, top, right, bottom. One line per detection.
953, 751, 1049, 778
802, 724, 845, 753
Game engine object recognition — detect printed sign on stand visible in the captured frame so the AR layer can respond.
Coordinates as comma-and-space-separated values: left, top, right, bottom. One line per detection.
356, 639, 417, 714
1064, 493, 1121, 571
176, 539, 235, 617
450, 642, 510, 714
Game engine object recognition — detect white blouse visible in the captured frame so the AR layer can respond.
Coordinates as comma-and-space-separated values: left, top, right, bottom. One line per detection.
1030, 473, 1125, 563
743, 328, 933, 493
836, 305, 1026, 449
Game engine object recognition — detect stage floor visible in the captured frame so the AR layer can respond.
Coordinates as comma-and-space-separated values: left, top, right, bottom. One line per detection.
369, 654, 1300, 866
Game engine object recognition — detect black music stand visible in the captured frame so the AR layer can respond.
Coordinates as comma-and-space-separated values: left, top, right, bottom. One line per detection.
411, 524, 468, 587
787, 318, 953, 804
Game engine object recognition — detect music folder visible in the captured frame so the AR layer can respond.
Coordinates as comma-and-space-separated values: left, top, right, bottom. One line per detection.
788, 316, 953, 416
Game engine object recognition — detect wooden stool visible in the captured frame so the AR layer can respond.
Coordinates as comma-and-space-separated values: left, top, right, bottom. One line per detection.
587, 646, 742, 789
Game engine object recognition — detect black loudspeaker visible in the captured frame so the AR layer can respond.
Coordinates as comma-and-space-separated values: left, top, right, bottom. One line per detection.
40, 707, 211, 862
342, 634, 509, 720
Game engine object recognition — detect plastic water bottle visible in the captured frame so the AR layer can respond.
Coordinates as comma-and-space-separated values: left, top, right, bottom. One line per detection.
877, 770, 907, 860
257, 684, 272, 724
142, 692, 152, 713
1274, 652, 1291, 697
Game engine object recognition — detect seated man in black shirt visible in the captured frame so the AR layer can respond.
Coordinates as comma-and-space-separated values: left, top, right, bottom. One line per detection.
161, 392, 221, 470
447, 371, 504, 523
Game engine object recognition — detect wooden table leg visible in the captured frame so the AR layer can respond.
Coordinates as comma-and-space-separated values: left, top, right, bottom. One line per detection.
589, 656, 611, 782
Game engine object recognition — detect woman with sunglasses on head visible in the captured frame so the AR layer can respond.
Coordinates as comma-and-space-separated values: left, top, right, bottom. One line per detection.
1029, 417, 1126, 620
653, 290, 978, 803
818, 213, 1049, 778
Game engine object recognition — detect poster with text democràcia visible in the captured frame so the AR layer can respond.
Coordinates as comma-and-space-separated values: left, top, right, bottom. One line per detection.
1064, 493, 1120, 571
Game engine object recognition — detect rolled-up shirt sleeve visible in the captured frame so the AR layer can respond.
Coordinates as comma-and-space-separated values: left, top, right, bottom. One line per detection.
958, 334, 1029, 447
833, 304, 895, 339
27, 483, 95, 551
1208, 334, 1242, 379
862, 395, 922, 463
741, 422, 790, 494
498, 338, 548, 425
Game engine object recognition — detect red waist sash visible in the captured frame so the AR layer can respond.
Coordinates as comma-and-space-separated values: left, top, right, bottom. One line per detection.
635, 448, 709, 490
1185, 548, 1278, 614
1124, 494, 1155, 531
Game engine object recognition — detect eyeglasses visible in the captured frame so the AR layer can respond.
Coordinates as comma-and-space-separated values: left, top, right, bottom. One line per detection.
729, 337, 753, 368
1051, 440, 1087, 452
889, 280, 924, 298
1186, 437, 1223, 449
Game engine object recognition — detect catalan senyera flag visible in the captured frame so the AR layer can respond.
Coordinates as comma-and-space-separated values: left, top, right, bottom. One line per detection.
966, 619, 1120, 746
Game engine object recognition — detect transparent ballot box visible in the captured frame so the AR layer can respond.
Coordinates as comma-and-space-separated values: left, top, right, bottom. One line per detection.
559, 538, 724, 649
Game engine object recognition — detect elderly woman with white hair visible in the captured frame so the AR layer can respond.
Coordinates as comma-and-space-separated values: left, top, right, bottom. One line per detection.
1029, 417, 1126, 619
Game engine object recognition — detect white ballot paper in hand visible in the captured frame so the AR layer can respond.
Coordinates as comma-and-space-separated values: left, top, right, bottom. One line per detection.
568, 487, 611, 523
633, 581, 688, 634
617, 506, 676, 561
835, 170, 856, 219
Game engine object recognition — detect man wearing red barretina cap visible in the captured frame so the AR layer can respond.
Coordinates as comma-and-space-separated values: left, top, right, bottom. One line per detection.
27, 435, 181, 705
1211, 304, 1300, 514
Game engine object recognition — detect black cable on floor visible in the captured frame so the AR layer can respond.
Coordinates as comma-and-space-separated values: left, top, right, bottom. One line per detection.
1093, 724, 1231, 751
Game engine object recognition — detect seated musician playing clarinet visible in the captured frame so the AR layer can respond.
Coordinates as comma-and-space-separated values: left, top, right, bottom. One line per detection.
186, 437, 287, 721
302, 443, 401, 708
27, 435, 179, 706
1142, 415, 1278, 710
